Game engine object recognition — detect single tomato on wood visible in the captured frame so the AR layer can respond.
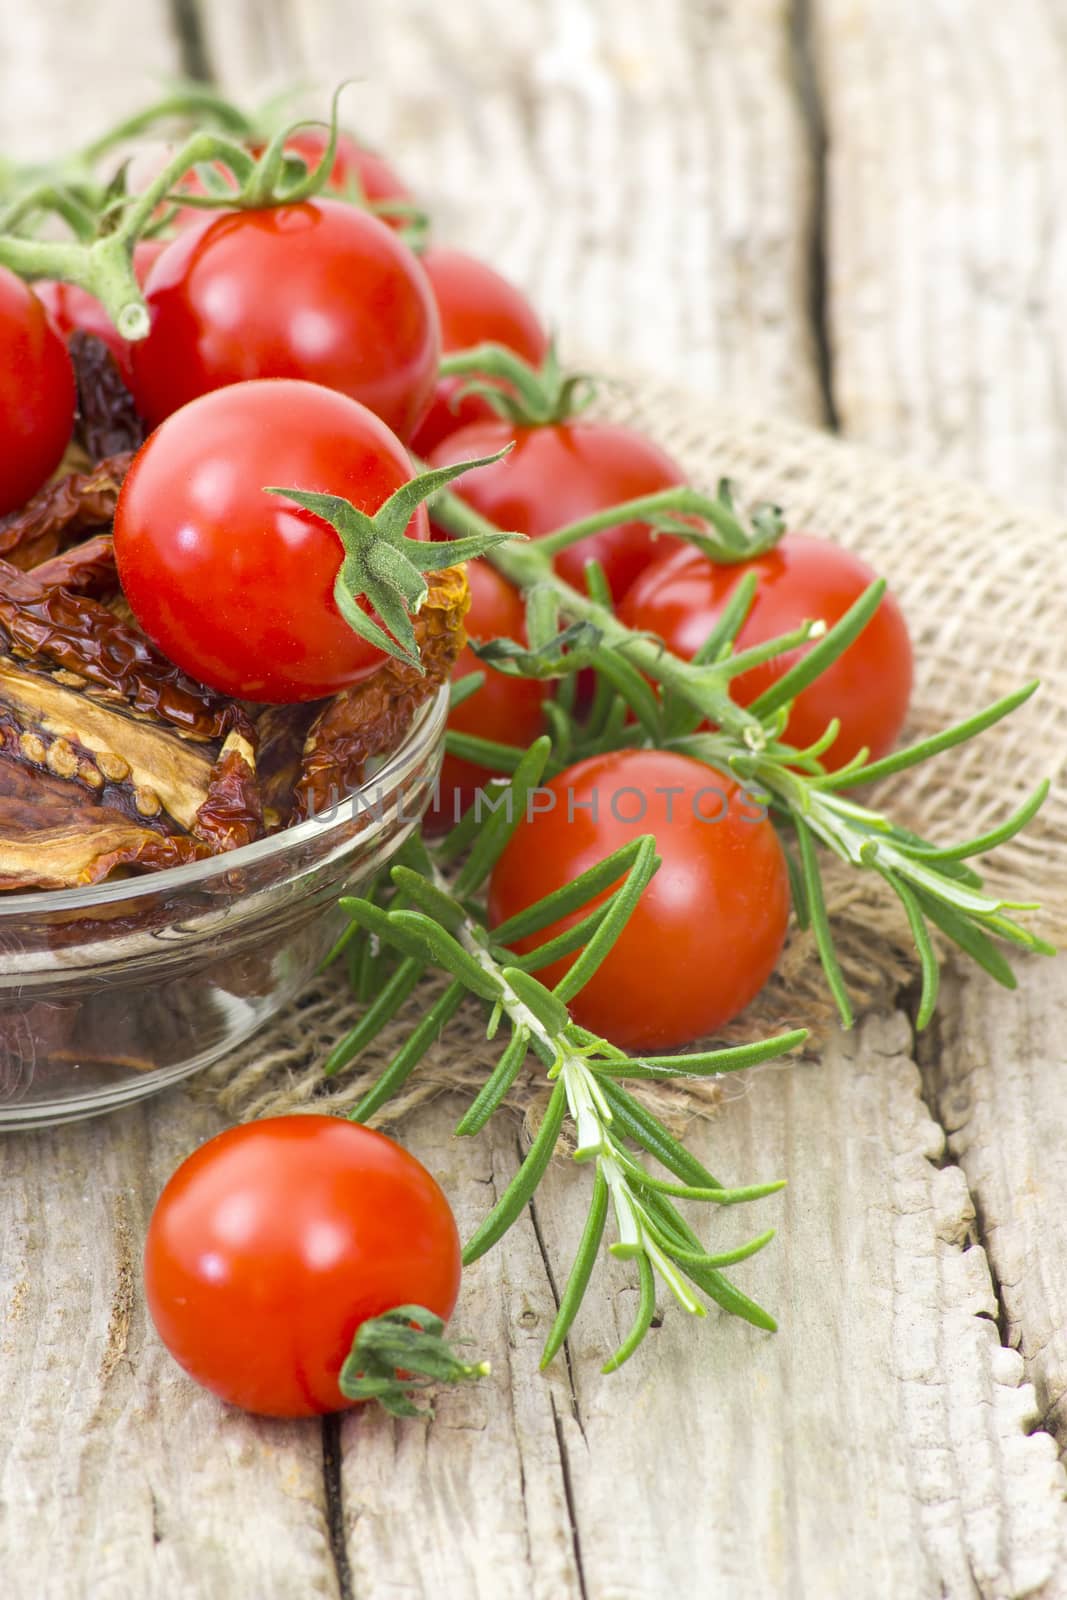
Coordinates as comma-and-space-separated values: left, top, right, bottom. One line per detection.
429, 418, 686, 602
411, 248, 549, 455
114, 379, 431, 701
488, 749, 791, 1051
425, 559, 546, 832
129, 199, 440, 439
620, 533, 914, 769
0, 267, 76, 516
143, 1116, 462, 1418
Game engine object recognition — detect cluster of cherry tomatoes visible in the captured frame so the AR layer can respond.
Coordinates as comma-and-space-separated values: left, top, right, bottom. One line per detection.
2, 116, 916, 1417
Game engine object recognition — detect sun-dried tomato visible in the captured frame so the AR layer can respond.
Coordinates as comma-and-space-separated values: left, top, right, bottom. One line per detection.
69, 331, 145, 462
0, 453, 132, 571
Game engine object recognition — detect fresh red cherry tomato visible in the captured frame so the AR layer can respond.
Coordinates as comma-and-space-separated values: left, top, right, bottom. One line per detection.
0, 268, 76, 516
410, 248, 549, 455
129, 199, 440, 439
278, 128, 415, 222
620, 533, 914, 769
424, 559, 545, 833
488, 750, 790, 1051
34, 240, 166, 375
429, 419, 686, 602
144, 1115, 462, 1418
114, 379, 430, 702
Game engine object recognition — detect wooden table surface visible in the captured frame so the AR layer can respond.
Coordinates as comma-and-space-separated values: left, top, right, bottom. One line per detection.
3, 4, 1067, 1597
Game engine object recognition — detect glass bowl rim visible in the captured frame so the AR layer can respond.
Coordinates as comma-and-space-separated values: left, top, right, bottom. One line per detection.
0, 686, 448, 919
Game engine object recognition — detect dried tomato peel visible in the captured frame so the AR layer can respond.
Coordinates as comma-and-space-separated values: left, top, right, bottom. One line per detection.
0, 454, 132, 571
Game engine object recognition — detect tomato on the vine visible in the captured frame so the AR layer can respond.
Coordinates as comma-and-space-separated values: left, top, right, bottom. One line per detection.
34, 240, 166, 375
424, 559, 545, 832
488, 750, 790, 1051
277, 128, 415, 222
114, 378, 430, 702
429, 419, 686, 602
620, 533, 914, 769
0, 267, 76, 517
143, 1115, 462, 1418
129, 199, 440, 439
410, 248, 549, 455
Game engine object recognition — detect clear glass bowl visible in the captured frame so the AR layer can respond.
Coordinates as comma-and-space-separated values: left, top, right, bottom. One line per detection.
0, 688, 447, 1130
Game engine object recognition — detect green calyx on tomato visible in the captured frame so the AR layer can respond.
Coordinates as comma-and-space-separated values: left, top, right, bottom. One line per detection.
339, 1304, 490, 1417
267, 450, 518, 673
437, 340, 597, 428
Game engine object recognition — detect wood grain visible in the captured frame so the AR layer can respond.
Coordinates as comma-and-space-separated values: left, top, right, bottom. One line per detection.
0, 1094, 341, 1600
0, 1, 183, 161
927, 960, 1067, 1453
197, 0, 825, 421
811, 0, 1067, 510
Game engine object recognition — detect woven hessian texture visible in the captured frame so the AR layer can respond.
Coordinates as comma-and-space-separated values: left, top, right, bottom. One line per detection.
206, 382, 1066, 1130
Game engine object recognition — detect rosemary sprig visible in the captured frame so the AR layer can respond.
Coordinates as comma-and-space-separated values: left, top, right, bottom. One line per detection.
330, 766, 803, 1372
429, 481, 1053, 1029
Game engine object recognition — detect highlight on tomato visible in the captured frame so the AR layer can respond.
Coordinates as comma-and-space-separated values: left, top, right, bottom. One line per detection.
113, 379, 434, 702
429, 414, 687, 602
488, 749, 791, 1051
411, 247, 549, 455
128, 198, 441, 439
143, 1116, 466, 1418
0, 266, 76, 517
620, 533, 914, 769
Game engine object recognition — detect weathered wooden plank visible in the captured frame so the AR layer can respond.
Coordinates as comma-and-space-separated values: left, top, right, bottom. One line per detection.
0, 1, 184, 161
196, 0, 825, 420
927, 960, 1067, 1453
305, 1024, 1067, 1600
811, 0, 1067, 509
0, 1094, 341, 1600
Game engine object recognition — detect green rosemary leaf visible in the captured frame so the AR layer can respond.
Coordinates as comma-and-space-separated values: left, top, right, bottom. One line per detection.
781, 836, 811, 930
639, 1192, 778, 1330
793, 814, 855, 1028
587, 648, 663, 739
323, 956, 425, 1077
349, 980, 466, 1123
498, 898, 614, 972
880, 870, 940, 1028
629, 1169, 786, 1204
499, 967, 572, 1036
905, 780, 1050, 863
462, 1081, 568, 1263
455, 1026, 531, 1137
490, 837, 649, 944
598, 1079, 724, 1191
337, 896, 431, 961
432, 792, 486, 863
449, 670, 486, 710
646, 1223, 777, 1270
814, 681, 1040, 790
390, 865, 468, 932
624, 1029, 808, 1075
601, 1254, 657, 1373
749, 580, 886, 719
453, 735, 554, 896
553, 836, 659, 1003
388, 910, 502, 1001
540, 1166, 610, 1369
910, 889, 1018, 989
444, 729, 527, 773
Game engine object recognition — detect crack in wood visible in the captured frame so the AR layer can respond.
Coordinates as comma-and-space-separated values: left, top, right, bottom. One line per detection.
550, 1398, 589, 1600
322, 1412, 355, 1600
526, 1160, 586, 1441
169, 0, 214, 82
790, 0, 839, 429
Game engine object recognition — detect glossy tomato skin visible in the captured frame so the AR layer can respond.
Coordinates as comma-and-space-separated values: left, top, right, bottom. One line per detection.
620, 534, 914, 770
488, 750, 790, 1050
0, 268, 76, 517
429, 419, 686, 603
410, 248, 549, 455
129, 200, 440, 439
424, 560, 545, 833
144, 1116, 462, 1418
114, 379, 429, 702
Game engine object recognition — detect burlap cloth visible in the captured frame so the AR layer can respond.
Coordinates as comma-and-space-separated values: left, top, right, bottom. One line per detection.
205, 377, 1067, 1131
